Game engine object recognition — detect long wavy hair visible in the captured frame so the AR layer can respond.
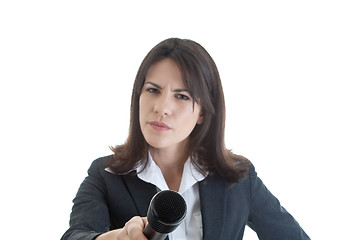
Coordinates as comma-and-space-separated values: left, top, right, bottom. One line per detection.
107, 38, 250, 183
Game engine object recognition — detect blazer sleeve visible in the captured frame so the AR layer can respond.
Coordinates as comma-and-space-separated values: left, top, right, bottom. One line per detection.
61, 158, 110, 240
247, 164, 310, 240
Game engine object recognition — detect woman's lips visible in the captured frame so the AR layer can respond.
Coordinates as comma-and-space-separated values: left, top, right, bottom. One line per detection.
149, 121, 171, 131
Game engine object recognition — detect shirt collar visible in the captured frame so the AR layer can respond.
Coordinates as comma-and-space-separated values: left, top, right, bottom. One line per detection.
138, 152, 207, 194
105, 152, 208, 193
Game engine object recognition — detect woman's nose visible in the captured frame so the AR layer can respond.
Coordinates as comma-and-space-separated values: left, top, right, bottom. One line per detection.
153, 93, 172, 116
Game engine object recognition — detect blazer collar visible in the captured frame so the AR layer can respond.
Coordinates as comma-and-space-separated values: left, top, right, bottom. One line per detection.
122, 174, 170, 240
199, 176, 227, 240
122, 173, 158, 217
122, 172, 228, 240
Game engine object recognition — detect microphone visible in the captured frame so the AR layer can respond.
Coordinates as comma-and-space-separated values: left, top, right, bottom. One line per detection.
144, 190, 187, 240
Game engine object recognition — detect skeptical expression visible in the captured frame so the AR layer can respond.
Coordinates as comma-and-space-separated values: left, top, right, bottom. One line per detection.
139, 58, 203, 152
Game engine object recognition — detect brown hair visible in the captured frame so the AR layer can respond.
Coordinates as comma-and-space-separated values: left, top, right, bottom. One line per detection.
107, 38, 250, 183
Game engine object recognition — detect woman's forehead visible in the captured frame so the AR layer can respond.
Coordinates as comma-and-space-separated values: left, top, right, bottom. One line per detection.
145, 59, 188, 88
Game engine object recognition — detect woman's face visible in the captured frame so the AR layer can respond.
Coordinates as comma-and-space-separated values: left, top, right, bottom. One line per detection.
139, 58, 203, 153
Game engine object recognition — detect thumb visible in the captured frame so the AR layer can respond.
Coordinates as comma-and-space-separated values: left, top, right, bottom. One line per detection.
141, 217, 148, 227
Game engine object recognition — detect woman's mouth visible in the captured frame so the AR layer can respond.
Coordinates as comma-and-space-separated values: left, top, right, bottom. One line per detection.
149, 121, 171, 131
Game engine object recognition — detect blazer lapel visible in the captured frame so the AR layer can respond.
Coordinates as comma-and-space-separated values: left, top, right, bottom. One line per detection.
122, 173, 228, 240
122, 174, 158, 217
122, 174, 169, 240
199, 176, 227, 240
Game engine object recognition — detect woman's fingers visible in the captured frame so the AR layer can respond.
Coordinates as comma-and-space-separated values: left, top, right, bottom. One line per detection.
125, 216, 148, 240
96, 216, 148, 240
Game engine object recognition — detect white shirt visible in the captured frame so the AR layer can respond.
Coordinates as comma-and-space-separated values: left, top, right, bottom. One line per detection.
137, 153, 207, 240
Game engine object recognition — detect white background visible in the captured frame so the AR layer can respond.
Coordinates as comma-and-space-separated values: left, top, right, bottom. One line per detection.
1, 1, 359, 239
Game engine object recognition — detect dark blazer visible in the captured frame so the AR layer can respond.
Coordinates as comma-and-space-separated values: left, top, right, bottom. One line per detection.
61, 156, 310, 240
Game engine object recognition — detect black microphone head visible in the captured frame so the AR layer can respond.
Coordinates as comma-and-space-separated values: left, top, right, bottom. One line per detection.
147, 190, 187, 234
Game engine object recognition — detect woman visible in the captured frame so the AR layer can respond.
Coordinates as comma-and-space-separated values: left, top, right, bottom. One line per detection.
61, 38, 310, 240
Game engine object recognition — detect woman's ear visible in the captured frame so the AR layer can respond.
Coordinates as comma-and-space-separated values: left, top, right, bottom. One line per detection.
197, 111, 204, 124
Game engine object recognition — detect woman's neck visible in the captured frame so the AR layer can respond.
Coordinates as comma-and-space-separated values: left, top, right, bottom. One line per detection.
149, 146, 189, 191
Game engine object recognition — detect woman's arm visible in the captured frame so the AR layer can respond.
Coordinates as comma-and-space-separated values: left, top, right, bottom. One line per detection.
61, 158, 150, 240
247, 164, 310, 240
61, 159, 113, 240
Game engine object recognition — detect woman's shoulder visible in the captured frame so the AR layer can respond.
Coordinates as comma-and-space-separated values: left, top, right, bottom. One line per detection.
90, 154, 113, 167
88, 154, 139, 177
204, 157, 254, 185
87, 154, 115, 175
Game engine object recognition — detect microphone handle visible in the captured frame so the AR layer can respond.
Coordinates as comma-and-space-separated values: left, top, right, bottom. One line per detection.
143, 223, 168, 240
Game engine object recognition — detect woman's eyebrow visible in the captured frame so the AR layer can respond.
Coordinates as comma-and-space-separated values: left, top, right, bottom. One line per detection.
174, 89, 188, 93
144, 82, 161, 89
144, 82, 188, 93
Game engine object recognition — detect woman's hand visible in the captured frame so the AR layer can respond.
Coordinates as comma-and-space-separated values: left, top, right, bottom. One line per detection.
95, 216, 148, 240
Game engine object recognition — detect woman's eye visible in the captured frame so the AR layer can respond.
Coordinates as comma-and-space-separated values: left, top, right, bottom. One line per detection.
175, 94, 190, 101
146, 88, 159, 94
